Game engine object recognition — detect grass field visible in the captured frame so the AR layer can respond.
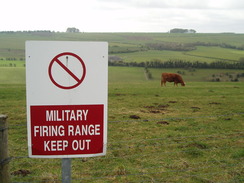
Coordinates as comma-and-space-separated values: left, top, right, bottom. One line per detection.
0, 67, 25, 84
0, 32, 243, 182
185, 46, 244, 62
1, 32, 244, 64
0, 66, 243, 182
113, 48, 244, 63
1, 65, 244, 85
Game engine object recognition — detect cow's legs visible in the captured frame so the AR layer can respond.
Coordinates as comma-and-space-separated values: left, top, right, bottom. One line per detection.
161, 80, 166, 86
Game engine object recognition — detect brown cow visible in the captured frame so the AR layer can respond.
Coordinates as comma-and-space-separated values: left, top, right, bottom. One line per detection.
161, 73, 185, 86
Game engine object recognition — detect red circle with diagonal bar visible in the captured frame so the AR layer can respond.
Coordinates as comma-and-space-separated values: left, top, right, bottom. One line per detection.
48, 52, 86, 89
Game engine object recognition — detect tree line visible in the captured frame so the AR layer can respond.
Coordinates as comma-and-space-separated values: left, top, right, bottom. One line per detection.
109, 41, 244, 55
145, 42, 244, 52
109, 59, 244, 69
169, 28, 196, 33
0, 30, 53, 33
1, 58, 25, 61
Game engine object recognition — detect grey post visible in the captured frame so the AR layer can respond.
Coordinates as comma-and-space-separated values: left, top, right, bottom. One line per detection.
0, 115, 10, 183
62, 158, 71, 183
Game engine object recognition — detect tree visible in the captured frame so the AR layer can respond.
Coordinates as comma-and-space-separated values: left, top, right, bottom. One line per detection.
170, 28, 196, 33
66, 27, 80, 33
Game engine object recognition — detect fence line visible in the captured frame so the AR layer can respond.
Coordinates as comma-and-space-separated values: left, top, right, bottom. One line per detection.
7, 130, 243, 152
107, 135, 244, 152
86, 146, 243, 163
108, 112, 244, 123
8, 130, 244, 156
7, 112, 244, 129
0, 157, 12, 166
108, 131, 244, 145
9, 143, 244, 162
7, 112, 243, 149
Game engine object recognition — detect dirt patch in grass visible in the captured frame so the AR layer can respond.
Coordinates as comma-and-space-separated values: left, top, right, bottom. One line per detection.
168, 101, 177, 103
11, 169, 31, 177
209, 102, 221, 104
115, 93, 126, 96
129, 115, 141, 119
157, 121, 170, 125
142, 103, 170, 114
191, 106, 201, 112
191, 107, 201, 110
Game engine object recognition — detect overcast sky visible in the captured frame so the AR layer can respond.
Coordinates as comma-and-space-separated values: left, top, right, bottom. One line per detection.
1, 0, 244, 33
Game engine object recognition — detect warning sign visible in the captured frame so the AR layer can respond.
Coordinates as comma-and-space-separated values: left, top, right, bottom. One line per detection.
26, 41, 108, 158
31, 105, 104, 155
48, 52, 86, 89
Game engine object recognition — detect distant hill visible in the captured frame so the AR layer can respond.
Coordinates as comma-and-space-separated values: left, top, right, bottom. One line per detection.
0, 32, 244, 69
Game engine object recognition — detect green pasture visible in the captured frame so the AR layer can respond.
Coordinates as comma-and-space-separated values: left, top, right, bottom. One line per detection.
114, 49, 218, 63
1, 32, 244, 182
1, 66, 243, 85
1, 32, 244, 63
0, 67, 25, 84
108, 67, 244, 83
185, 46, 244, 62
0, 60, 25, 67
154, 33, 244, 46
0, 66, 243, 182
113, 46, 244, 63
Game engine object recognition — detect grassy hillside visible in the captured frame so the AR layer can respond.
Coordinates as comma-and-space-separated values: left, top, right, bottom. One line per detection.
185, 46, 244, 61
0, 67, 25, 84
1, 75, 243, 182
114, 47, 244, 63
1, 66, 244, 85
0, 32, 243, 182
1, 32, 244, 64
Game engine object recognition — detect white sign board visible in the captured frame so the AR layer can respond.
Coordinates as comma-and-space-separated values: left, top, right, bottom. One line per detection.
26, 41, 108, 158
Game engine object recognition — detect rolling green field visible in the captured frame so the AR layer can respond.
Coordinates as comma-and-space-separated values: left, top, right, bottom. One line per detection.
114, 47, 244, 63
0, 67, 25, 84
0, 66, 244, 182
1, 32, 244, 64
0, 32, 244, 182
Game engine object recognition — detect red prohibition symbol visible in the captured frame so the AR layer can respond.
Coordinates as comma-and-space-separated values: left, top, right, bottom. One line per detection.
48, 52, 86, 89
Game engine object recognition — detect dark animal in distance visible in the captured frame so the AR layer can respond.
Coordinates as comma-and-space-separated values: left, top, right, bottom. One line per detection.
161, 73, 185, 87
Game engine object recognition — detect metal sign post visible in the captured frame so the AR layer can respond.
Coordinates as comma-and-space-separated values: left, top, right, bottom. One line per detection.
62, 158, 71, 183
